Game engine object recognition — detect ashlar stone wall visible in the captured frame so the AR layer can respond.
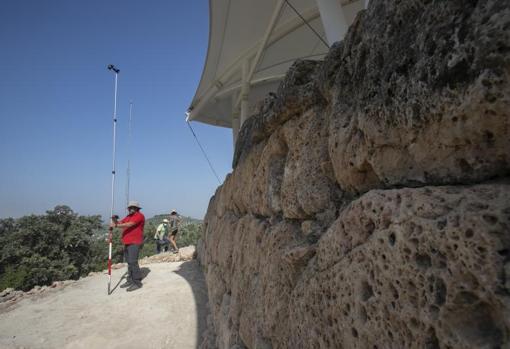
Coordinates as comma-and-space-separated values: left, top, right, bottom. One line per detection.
198, 1, 510, 348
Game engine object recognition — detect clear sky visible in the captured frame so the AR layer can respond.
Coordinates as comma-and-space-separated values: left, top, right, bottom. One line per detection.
0, 0, 234, 220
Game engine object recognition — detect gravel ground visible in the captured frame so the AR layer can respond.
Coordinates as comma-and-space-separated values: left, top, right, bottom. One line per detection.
0, 260, 209, 349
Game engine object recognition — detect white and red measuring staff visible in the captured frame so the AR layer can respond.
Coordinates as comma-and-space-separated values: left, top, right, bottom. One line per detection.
107, 64, 120, 295
108, 214, 119, 294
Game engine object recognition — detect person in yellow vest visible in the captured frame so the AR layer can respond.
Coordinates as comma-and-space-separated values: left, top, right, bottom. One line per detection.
154, 219, 170, 253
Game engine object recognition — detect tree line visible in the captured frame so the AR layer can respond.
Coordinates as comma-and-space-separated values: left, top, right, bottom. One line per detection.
0, 205, 202, 291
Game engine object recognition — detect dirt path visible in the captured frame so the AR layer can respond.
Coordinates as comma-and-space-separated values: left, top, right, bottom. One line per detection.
0, 260, 208, 349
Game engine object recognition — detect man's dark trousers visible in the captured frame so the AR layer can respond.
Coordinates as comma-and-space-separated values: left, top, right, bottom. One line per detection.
124, 244, 142, 286
156, 238, 169, 253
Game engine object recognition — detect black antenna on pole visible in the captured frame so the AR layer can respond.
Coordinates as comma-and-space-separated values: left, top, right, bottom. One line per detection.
108, 64, 120, 74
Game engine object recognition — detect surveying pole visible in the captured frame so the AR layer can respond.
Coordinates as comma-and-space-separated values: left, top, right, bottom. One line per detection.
107, 64, 120, 295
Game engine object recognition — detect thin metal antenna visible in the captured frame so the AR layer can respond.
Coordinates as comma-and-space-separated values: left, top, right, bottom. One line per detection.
126, 101, 133, 212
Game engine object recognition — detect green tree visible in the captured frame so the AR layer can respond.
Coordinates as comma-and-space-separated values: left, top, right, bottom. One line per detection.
0, 206, 102, 291
178, 222, 203, 247
0, 208, 204, 292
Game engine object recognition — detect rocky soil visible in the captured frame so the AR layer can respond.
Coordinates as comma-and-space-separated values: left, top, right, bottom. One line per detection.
198, 0, 510, 348
0, 246, 196, 311
0, 256, 207, 349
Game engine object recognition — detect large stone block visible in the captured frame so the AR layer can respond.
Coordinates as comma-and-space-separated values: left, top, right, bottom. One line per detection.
323, 0, 510, 193
199, 0, 510, 348
288, 183, 510, 348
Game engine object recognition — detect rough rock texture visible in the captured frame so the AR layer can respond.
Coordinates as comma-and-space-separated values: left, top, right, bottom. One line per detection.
324, 0, 510, 194
0, 280, 76, 313
199, 0, 510, 348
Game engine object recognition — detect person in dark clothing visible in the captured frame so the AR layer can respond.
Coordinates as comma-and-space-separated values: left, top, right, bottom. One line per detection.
110, 200, 145, 292
168, 209, 181, 253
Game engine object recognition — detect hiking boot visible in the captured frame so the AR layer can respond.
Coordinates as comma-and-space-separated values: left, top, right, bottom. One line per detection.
126, 283, 142, 292
119, 281, 132, 289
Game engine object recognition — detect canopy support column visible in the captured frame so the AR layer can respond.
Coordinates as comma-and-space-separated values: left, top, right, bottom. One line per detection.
232, 93, 241, 145
315, 0, 347, 45
235, 0, 285, 114
232, 114, 240, 145
240, 60, 251, 126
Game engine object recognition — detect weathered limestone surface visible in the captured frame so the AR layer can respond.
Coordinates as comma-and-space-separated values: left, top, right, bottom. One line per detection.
201, 184, 510, 348
198, 0, 510, 348
324, 0, 510, 194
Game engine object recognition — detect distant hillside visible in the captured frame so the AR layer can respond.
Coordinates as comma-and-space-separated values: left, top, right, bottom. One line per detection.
147, 214, 203, 226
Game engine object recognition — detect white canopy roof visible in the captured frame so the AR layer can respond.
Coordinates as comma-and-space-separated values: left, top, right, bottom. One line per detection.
188, 0, 365, 128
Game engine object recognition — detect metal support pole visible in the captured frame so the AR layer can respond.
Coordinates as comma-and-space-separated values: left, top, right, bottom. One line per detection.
126, 101, 133, 212
240, 60, 250, 126
234, 0, 285, 113
111, 73, 118, 219
232, 93, 241, 146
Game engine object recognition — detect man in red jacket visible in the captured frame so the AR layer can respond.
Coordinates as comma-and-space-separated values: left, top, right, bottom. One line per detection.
110, 200, 145, 292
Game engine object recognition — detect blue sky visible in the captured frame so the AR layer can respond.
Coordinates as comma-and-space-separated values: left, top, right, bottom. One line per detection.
0, 0, 234, 220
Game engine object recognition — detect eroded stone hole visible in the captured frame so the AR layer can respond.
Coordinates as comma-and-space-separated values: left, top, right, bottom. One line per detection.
352, 327, 358, 338
365, 220, 376, 235
434, 278, 447, 306
389, 233, 396, 246
436, 219, 447, 230
482, 214, 498, 225
409, 317, 419, 330
425, 328, 440, 349
484, 130, 495, 146
360, 281, 374, 301
415, 253, 432, 270
497, 249, 510, 260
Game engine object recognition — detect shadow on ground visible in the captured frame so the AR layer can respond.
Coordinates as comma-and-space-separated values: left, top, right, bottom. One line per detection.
141, 267, 151, 279
109, 267, 151, 295
174, 260, 209, 349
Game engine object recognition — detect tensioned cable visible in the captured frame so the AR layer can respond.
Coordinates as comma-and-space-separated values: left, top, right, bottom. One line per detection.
186, 121, 222, 184
283, 0, 330, 49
